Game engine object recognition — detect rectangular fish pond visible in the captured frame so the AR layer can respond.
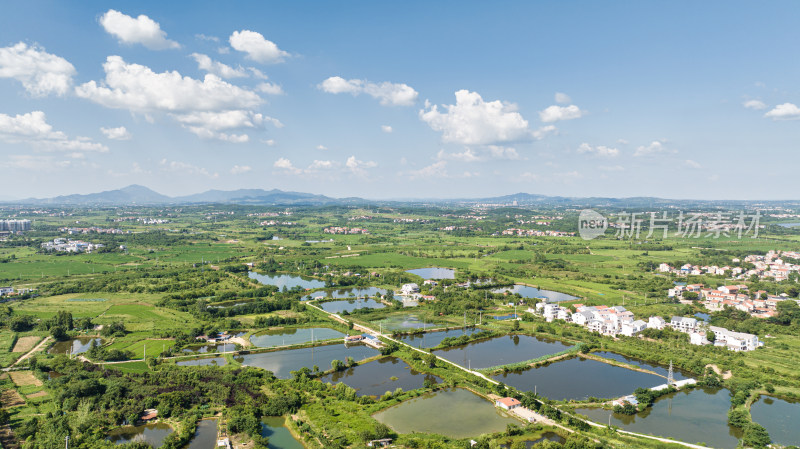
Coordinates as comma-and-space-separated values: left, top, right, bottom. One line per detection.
373, 387, 517, 439
319, 356, 441, 397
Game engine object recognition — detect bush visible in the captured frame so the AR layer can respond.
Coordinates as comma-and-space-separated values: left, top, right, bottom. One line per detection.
742, 422, 771, 448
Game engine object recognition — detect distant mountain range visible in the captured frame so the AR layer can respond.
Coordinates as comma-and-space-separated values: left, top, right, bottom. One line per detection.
5, 185, 799, 208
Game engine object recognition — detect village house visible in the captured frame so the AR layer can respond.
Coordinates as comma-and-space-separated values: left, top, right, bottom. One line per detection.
670, 316, 698, 333
400, 283, 420, 295
495, 397, 521, 410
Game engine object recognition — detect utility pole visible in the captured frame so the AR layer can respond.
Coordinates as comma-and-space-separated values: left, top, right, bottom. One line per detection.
66, 436, 69, 449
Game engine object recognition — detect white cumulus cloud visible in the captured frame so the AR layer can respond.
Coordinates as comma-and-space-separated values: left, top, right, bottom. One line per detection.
256, 82, 284, 95
100, 10, 180, 50
554, 92, 571, 104
229, 30, 289, 64
0, 111, 108, 152
75, 56, 273, 141
487, 145, 521, 160
381, 125, 393, 133
160, 159, 217, 178
100, 126, 131, 140
743, 99, 767, 110
419, 90, 531, 145
634, 140, 673, 157
685, 159, 701, 169
230, 165, 252, 174
539, 104, 585, 122
190, 53, 247, 78
577, 142, 619, 157
274, 157, 301, 174
346, 155, 377, 176
319, 76, 418, 106
0, 42, 76, 96
764, 103, 800, 120
437, 148, 482, 162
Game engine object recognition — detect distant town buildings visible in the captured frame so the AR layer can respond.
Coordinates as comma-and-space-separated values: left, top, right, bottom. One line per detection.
0, 219, 31, 232
323, 227, 369, 235
59, 226, 128, 235
498, 229, 575, 237
41, 238, 104, 253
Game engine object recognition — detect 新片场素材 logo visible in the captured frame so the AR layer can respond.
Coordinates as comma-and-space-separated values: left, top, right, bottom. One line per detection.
578, 209, 607, 240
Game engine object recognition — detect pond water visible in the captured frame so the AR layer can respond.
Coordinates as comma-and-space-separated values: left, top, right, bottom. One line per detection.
107, 423, 173, 447
373, 387, 517, 439
592, 351, 690, 381
248, 272, 325, 289
750, 395, 800, 446
313, 287, 387, 299
49, 337, 104, 355
493, 356, 664, 401
397, 327, 482, 349
500, 432, 566, 448
434, 334, 571, 370
493, 284, 578, 302
576, 387, 742, 448
176, 356, 227, 367
319, 356, 440, 397
778, 222, 800, 228
235, 344, 380, 379
261, 417, 305, 449
375, 314, 446, 332
185, 419, 218, 449
406, 267, 455, 279
249, 327, 345, 347
320, 298, 386, 314
182, 343, 237, 353
694, 312, 710, 323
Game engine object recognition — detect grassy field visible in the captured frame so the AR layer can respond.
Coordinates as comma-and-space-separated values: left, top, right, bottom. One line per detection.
106, 336, 176, 358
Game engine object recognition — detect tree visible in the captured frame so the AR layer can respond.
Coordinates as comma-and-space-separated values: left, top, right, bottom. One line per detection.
742, 422, 771, 448
331, 359, 345, 372
706, 330, 716, 343
423, 353, 437, 368
50, 325, 68, 341
511, 319, 520, 331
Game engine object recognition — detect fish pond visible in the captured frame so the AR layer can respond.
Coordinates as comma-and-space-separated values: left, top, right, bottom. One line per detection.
405, 267, 455, 279
249, 327, 345, 347
176, 356, 227, 367
592, 351, 691, 381
235, 344, 380, 379
749, 395, 800, 446
182, 343, 237, 353
373, 387, 517, 439
319, 298, 385, 314
261, 417, 305, 449
576, 387, 742, 448
396, 327, 483, 349
319, 356, 440, 397
433, 334, 571, 370
374, 314, 446, 332
49, 337, 104, 355
493, 284, 578, 302
500, 432, 566, 448
185, 419, 218, 449
248, 272, 325, 289
313, 287, 387, 299
493, 356, 664, 401
107, 423, 173, 447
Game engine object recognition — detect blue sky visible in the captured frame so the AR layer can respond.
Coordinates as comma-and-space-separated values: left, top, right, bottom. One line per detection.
1, 1, 799, 200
